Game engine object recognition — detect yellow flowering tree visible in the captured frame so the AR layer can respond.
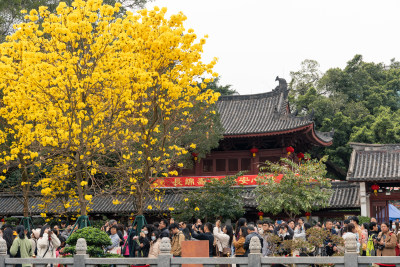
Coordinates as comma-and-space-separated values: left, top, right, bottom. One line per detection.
0, 0, 222, 220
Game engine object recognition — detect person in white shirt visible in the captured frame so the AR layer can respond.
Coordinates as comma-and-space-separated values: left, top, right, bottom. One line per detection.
37, 225, 61, 267
213, 220, 233, 259
342, 222, 360, 253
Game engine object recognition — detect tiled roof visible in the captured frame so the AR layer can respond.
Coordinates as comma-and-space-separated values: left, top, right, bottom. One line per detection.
241, 182, 359, 209
217, 91, 310, 136
216, 78, 334, 144
347, 143, 400, 181
0, 182, 359, 216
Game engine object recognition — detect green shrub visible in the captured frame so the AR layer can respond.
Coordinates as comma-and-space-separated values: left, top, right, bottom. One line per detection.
65, 227, 111, 257
358, 216, 370, 225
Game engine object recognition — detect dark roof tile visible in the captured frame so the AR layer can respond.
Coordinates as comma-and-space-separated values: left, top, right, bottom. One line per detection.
347, 143, 400, 181
0, 182, 359, 216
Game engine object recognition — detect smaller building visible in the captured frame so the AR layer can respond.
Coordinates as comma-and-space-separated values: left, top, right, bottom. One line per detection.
347, 143, 400, 222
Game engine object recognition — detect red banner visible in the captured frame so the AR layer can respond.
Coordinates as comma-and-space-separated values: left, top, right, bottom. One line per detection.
152, 174, 283, 188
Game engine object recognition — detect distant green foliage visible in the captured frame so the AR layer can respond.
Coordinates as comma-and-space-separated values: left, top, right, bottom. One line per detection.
201, 77, 237, 96
358, 216, 371, 225
65, 227, 111, 257
289, 56, 400, 178
5, 217, 19, 225
173, 173, 245, 222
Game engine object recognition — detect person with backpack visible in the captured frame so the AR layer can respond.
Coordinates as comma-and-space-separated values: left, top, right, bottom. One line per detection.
10, 225, 33, 267
366, 222, 379, 256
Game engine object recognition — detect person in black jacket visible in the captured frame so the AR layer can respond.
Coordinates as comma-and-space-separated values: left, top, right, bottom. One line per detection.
191, 222, 214, 257
127, 225, 140, 257
324, 220, 338, 256
159, 219, 170, 238
243, 225, 263, 256
137, 226, 150, 257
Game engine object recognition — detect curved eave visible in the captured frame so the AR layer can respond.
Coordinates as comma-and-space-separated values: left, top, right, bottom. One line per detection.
223, 123, 333, 147
310, 128, 333, 146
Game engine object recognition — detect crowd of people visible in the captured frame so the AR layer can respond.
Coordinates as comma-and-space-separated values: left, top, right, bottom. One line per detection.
0, 216, 399, 265
99, 216, 400, 260
0, 221, 70, 266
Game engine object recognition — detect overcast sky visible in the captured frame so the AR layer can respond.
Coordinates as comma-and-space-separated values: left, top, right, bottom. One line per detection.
146, 0, 400, 95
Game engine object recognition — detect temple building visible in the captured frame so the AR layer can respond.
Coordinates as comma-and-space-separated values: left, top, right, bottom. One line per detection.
347, 143, 400, 223
182, 77, 333, 177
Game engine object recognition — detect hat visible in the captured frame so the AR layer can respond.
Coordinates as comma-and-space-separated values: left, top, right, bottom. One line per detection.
32, 229, 40, 239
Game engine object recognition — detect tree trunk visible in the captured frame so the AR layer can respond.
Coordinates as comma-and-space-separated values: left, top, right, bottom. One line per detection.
75, 155, 87, 216
18, 154, 30, 217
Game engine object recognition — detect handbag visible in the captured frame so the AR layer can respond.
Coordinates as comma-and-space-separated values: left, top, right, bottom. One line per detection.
121, 238, 128, 255
222, 247, 231, 256
109, 246, 121, 255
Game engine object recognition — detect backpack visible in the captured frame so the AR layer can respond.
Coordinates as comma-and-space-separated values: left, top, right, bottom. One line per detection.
366, 234, 376, 256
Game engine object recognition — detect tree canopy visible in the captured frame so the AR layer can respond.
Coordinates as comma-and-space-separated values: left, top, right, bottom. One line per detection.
0, 0, 150, 42
0, 0, 222, 218
289, 55, 400, 178
255, 154, 332, 220
173, 174, 245, 222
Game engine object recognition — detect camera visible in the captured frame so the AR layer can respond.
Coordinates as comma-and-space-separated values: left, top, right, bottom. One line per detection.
376, 235, 386, 250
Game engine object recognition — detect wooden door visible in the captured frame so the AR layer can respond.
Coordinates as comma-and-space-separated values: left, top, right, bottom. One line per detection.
371, 201, 388, 223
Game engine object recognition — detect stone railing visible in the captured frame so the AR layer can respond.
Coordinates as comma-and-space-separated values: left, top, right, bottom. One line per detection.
0, 236, 399, 267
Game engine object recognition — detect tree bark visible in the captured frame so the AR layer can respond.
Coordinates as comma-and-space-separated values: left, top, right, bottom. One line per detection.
75, 154, 87, 216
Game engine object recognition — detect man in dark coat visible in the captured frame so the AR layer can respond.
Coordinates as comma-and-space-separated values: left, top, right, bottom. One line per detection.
191, 222, 214, 257
243, 225, 263, 256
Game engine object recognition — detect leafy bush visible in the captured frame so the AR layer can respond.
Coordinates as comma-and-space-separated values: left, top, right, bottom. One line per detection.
5, 217, 19, 225
65, 227, 111, 257
358, 216, 371, 225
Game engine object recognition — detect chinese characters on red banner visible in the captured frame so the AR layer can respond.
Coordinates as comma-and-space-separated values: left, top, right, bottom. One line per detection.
152, 174, 283, 188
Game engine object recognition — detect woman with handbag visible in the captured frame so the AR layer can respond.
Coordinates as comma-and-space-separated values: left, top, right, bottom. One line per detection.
10, 226, 33, 267
233, 226, 247, 267
106, 226, 121, 255
213, 220, 233, 267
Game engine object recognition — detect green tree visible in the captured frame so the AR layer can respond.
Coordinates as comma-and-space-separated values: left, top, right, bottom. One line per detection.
173, 174, 245, 222
201, 77, 237, 96
254, 155, 332, 220
289, 55, 400, 178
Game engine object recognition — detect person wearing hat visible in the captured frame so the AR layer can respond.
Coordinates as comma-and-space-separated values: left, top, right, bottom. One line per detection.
30, 228, 41, 257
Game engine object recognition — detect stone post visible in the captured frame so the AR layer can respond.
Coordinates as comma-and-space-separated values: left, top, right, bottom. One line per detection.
0, 238, 9, 267
157, 237, 172, 267
248, 236, 261, 267
344, 237, 358, 267
74, 238, 88, 267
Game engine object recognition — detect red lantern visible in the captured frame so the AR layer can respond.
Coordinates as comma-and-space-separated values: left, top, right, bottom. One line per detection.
297, 153, 304, 160
257, 211, 264, 220
371, 184, 380, 196
305, 212, 311, 221
286, 146, 294, 155
191, 152, 198, 161
250, 147, 259, 158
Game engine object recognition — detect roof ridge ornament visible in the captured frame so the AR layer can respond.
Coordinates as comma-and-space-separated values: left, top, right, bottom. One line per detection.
274, 76, 288, 91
